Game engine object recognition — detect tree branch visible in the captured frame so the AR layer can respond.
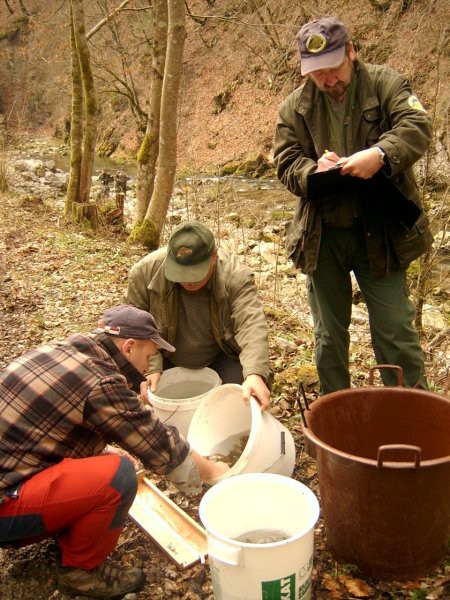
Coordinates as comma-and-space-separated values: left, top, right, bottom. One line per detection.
3, 0, 14, 15
86, 0, 133, 40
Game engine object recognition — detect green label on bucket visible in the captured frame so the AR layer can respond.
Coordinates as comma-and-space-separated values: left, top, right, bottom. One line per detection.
261, 574, 295, 599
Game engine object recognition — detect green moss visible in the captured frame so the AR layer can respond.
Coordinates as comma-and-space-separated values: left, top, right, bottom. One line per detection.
137, 134, 156, 164
85, 96, 97, 114
241, 217, 257, 228
219, 161, 240, 176
271, 210, 291, 221
128, 218, 160, 250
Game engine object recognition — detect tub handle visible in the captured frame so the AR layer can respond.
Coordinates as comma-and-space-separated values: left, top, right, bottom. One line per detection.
377, 444, 421, 469
296, 382, 310, 428
263, 432, 286, 473
369, 365, 403, 387
208, 537, 242, 566
159, 405, 180, 425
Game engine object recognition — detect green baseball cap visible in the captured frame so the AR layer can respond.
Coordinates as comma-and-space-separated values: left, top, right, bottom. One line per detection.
165, 221, 215, 283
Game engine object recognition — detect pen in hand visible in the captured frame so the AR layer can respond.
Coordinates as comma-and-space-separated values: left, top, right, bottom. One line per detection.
324, 149, 339, 163
323, 149, 343, 169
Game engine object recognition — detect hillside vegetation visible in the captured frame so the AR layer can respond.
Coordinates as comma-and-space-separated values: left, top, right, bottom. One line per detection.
0, 0, 448, 172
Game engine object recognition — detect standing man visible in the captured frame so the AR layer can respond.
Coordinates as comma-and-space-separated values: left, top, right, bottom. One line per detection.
125, 221, 271, 410
274, 16, 433, 394
0, 304, 227, 599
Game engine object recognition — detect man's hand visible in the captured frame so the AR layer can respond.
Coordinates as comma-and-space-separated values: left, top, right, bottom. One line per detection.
317, 150, 341, 172
339, 148, 383, 179
140, 372, 161, 403
168, 450, 230, 494
102, 444, 141, 471
242, 374, 270, 411
189, 450, 230, 482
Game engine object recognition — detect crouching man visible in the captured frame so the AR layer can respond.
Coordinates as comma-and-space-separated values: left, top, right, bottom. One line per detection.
0, 304, 227, 599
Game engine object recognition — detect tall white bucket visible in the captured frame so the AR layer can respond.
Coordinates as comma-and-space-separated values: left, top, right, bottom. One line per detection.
200, 473, 320, 600
148, 367, 221, 438
187, 384, 296, 481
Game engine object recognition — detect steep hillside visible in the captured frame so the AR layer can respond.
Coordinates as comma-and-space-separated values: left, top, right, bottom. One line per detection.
0, 0, 448, 171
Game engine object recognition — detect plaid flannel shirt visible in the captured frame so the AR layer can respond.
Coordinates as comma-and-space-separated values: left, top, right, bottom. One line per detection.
0, 333, 189, 492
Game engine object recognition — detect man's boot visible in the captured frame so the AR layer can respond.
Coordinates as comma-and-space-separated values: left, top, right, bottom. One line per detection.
57, 559, 145, 599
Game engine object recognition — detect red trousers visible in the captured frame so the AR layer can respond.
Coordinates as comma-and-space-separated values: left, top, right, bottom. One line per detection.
0, 455, 138, 569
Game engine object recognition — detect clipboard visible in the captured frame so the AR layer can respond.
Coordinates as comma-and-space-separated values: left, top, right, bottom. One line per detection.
306, 168, 421, 229
306, 166, 353, 201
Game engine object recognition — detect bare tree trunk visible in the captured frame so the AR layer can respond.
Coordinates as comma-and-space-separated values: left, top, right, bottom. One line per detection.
72, 0, 99, 206
3, 0, 14, 14
132, 0, 186, 248
18, 0, 29, 16
134, 0, 168, 225
65, 3, 83, 215
413, 37, 445, 332
414, 248, 433, 333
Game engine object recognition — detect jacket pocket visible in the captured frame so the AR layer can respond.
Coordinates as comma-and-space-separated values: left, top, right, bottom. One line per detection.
363, 107, 383, 146
389, 212, 434, 265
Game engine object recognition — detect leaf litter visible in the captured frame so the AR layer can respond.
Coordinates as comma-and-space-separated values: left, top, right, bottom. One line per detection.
0, 160, 449, 599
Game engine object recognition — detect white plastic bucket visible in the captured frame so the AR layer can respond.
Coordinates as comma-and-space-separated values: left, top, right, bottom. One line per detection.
200, 473, 320, 600
148, 367, 221, 438
187, 384, 296, 481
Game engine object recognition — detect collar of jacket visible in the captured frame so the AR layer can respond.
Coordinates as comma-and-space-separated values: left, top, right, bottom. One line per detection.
294, 59, 380, 118
94, 332, 145, 393
146, 249, 175, 301
145, 249, 231, 351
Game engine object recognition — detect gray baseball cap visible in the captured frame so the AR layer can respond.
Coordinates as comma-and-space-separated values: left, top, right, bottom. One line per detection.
296, 17, 350, 76
95, 304, 175, 352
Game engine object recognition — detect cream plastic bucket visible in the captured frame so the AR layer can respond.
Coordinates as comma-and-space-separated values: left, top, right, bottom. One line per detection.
199, 473, 320, 600
187, 384, 296, 480
148, 367, 221, 437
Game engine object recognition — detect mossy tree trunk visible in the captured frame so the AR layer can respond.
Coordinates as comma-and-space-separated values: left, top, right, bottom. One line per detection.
65, 2, 83, 216
131, 0, 186, 249
65, 0, 99, 228
72, 0, 98, 205
134, 0, 167, 226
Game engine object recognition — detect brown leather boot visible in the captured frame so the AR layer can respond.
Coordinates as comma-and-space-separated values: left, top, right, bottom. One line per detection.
57, 559, 145, 599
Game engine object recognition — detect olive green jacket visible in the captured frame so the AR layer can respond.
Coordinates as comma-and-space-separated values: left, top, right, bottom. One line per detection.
274, 59, 434, 277
124, 248, 270, 380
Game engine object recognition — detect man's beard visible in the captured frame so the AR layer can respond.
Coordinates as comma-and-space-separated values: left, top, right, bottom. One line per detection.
324, 81, 349, 101
324, 81, 349, 100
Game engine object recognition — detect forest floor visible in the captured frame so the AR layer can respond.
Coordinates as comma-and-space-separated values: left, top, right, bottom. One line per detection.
0, 138, 449, 599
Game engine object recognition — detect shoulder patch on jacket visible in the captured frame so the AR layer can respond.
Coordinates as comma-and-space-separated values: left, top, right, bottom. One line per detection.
407, 95, 427, 113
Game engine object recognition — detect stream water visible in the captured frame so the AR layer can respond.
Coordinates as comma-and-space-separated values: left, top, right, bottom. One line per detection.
31, 145, 449, 295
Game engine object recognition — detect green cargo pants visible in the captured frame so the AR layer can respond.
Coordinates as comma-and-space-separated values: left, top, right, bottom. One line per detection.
307, 223, 427, 394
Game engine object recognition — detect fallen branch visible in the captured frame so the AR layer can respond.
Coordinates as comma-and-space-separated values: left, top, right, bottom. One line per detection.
427, 327, 450, 351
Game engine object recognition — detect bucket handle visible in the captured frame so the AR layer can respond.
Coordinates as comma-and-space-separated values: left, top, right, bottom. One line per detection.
296, 382, 310, 428
263, 431, 286, 473
156, 404, 180, 426
147, 398, 181, 425
369, 365, 403, 387
207, 537, 242, 566
377, 444, 421, 469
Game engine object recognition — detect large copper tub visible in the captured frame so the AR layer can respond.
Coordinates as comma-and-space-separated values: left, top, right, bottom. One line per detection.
300, 366, 450, 580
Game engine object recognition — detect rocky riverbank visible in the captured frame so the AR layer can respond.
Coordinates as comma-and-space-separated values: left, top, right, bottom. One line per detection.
0, 135, 449, 599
